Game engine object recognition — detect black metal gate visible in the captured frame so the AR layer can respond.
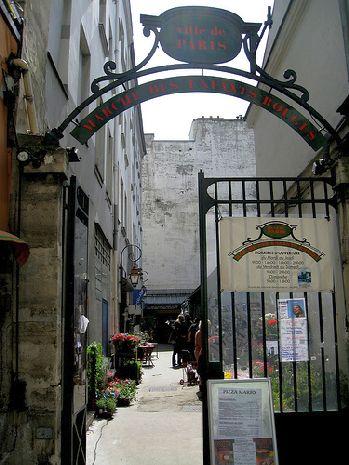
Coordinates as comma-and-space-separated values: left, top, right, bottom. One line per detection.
198, 172, 349, 465
62, 176, 89, 465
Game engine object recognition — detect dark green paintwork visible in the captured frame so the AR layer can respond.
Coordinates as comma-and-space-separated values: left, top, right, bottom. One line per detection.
71, 75, 327, 151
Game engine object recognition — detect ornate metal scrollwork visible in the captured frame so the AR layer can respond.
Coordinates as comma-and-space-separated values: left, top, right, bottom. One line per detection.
46, 6, 342, 150
256, 66, 310, 103
242, 33, 310, 103
90, 27, 160, 94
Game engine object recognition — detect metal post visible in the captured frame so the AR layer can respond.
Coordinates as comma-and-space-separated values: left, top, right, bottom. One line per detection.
198, 171, 210, 465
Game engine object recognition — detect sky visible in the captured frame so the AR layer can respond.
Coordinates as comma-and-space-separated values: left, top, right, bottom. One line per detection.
130, 0, 274, 140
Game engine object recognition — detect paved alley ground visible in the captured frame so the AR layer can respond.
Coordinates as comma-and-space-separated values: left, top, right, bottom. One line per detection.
86, 344, 203, 465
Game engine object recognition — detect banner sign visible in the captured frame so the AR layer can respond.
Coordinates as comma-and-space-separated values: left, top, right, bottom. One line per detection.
219, 217, 334, 292
157, 7, 244, 64
71, 76, 327, 151
133, 286, 147, 305
208, 379, 278, 465
278, 298, 309, 362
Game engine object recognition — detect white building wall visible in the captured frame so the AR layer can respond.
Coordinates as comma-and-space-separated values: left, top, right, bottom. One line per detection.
247, 0, 348, 178
17, 0, 145, 340
142, 118, 255, 293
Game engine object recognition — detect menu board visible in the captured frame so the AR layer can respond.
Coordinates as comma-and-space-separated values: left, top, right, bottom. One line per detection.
208, 379, 278, 465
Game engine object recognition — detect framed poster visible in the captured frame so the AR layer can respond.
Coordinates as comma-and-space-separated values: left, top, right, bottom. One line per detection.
207, 379, 278, 465
219, 217, 334, 292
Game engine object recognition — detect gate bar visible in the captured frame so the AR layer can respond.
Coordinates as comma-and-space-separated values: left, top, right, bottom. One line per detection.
214, 183, 224, 371
198, 171, 210, 465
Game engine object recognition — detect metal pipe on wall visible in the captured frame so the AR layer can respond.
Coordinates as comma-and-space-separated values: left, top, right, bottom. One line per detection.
11, 58, 39, 134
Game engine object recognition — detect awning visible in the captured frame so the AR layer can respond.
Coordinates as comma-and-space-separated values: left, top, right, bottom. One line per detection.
0, 230, 30, 266
143, 290, 193, 307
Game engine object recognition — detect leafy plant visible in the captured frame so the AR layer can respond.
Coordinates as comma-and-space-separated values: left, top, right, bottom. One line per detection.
133, 331, 150, 344
119, 360, 142, 383
112, 378, 136, 406
95, 397, 116, 414
87, 342, 109, 406
105, 397, 117, 413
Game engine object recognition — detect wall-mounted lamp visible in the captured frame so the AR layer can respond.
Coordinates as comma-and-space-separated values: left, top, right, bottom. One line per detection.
119, 243, 142, 288
16, 147, 47, 168
16, 145, 81, 168
129, 265, 142, 287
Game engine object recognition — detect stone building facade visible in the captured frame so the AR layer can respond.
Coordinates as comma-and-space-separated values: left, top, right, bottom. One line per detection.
141, 118, 255, 335
0, 1, 145, 463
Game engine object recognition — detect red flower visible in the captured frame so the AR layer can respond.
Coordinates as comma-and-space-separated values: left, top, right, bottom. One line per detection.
267, 319, 278, 326
111, 333, 140, 344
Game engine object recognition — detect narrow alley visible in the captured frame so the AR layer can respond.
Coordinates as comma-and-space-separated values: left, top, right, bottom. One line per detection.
86, 345, 203, 465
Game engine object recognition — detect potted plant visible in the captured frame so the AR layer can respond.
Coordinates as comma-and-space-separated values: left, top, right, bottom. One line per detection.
112, 333, 140, 366
115, 379, 136, 407
120, 360, 143, 384
87, 342, 109, 410
95, 396, 117, 419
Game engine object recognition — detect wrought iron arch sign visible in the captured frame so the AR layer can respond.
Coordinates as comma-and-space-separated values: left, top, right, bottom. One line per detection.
70, 75, 326, 150
45, 6, 342, 152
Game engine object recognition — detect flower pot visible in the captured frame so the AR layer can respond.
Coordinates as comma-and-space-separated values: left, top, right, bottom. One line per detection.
117, 397, 131, 407
96, 409, 113, 419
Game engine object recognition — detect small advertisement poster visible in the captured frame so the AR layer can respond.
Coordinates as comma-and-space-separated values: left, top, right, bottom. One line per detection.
208, 379, 278, 465
278, 298, 309, 362
219, 217, 334, 292
266, 341, 278, 356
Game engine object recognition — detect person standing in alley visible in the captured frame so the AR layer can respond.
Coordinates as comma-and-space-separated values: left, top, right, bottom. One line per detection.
188, 317, 200, 360
194, 320, 203, 399
172, 314, 187, 367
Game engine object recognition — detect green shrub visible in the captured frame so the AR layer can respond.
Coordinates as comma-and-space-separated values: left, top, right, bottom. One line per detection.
116, 379, 136, 406
119, 360, 142, 383
95, 397, 117, 414
87, 342, 109, 405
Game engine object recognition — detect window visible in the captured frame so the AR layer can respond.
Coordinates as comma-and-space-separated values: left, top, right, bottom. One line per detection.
119, 20, 126, 71
99, 0, 108, 55
79, 27, 91, 115
95, 98, 106, 181
120, 178, 124, 224
95, 227, 111, 270
108, 19, 114, 61
106, 130, 113, 199
124, 193, 127, 229
48, 0, 71, 77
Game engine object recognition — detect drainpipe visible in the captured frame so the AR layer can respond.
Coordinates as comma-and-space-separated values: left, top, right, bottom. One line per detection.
10, 58, 39, 134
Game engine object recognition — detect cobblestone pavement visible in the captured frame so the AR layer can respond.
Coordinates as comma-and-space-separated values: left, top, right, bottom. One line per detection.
86, 345, 203, 465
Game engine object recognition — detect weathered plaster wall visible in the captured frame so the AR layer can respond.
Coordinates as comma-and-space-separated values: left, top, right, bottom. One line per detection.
141, 118, 255, 292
